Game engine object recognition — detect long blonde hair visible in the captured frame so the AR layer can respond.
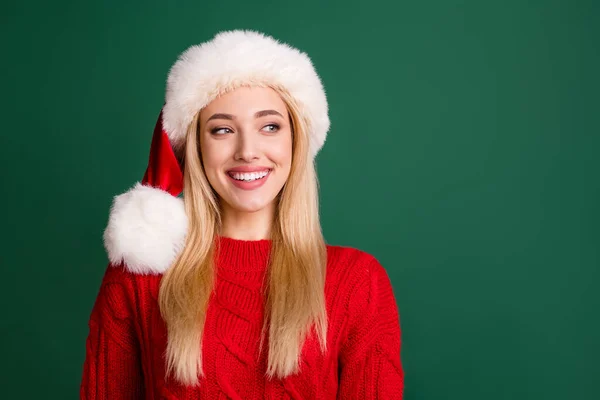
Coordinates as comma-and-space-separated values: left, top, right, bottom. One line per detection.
158, 84, 328, 386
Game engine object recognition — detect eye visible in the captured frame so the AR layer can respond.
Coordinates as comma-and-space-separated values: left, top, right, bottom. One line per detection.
263, 123, 280, 133
211, 127, 232, 135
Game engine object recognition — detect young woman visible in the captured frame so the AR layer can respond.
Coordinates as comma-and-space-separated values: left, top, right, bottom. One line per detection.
80, 29, 404, 399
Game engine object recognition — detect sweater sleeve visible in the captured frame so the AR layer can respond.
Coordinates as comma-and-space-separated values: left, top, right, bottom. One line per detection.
80, 264, 145, 399
337, 256, 404, 399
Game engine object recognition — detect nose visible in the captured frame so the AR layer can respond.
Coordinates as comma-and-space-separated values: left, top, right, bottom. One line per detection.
234, 129, 259, 162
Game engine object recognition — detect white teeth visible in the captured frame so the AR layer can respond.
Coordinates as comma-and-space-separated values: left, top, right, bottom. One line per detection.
229, 170, 269, 181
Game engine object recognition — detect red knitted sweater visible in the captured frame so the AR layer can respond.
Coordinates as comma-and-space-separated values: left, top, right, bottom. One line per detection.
80, 236, 403, 399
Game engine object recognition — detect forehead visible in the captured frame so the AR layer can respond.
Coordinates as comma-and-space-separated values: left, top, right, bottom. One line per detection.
200, 86, 287, 118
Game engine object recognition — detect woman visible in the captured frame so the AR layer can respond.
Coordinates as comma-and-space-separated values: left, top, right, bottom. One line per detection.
80, 29, 403, 399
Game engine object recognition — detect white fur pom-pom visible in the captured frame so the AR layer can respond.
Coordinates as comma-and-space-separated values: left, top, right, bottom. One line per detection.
103, 182, 188, 275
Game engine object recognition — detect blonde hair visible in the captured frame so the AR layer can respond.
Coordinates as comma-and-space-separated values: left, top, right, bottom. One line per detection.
157, 84, 328, 386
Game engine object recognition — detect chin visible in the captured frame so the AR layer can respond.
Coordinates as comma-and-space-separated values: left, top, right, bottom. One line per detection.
232, 204, 267, 213
223, 196, 276, 213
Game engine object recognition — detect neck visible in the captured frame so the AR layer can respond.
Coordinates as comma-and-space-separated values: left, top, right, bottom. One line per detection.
219, 200, 275, 240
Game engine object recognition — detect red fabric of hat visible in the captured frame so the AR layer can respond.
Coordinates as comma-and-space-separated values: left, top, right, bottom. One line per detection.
141, 109, 184, 197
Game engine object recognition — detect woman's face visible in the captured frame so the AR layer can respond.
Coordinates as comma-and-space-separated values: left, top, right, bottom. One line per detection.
198, 86, 293, 214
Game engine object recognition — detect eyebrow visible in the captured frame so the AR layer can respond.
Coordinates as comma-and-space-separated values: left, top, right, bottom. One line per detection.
206, 109, 284, 122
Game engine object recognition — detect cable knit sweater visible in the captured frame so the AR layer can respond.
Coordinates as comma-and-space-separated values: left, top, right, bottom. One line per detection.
80, 236, 403, 399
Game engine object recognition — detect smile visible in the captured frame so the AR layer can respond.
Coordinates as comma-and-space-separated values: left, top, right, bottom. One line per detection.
227, 170, 270, 181
226, 169, 272, 190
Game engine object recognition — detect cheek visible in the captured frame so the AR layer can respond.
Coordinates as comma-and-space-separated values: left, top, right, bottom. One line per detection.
269, 135, 293, 166
200, 140, 228, 168
199, 144, 225, 186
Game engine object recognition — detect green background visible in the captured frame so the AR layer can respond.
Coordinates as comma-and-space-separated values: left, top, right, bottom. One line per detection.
2, 0, 598, 398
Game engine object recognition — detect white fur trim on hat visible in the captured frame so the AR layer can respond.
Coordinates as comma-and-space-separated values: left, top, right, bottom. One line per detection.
103, 183, 188, 275
162, 29, 330, 159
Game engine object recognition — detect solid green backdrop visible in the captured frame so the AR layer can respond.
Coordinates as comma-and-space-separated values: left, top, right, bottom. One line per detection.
1, 0, 598, 399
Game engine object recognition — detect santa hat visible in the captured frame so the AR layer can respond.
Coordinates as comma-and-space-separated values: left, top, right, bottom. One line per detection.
103, 29, 330, 275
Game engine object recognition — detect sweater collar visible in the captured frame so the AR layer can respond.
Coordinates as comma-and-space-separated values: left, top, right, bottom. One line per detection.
214, 235, 272, 272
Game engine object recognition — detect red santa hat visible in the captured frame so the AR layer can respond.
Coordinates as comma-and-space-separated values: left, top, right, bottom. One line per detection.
102, 29, 330, 275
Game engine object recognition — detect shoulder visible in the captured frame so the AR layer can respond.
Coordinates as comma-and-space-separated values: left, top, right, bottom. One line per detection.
90, 262, 161, 323
96, 262, 159, 300
325, 243, 389, 278
326, 243, 376, 265
89, 263, 139, 324
325, 243, 394, 311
